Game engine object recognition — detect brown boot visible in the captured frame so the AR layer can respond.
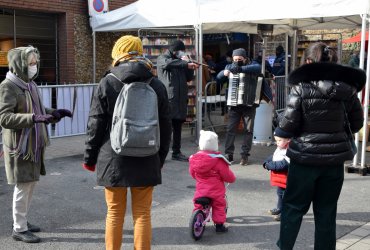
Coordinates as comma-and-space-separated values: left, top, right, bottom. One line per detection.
240, 157, 248, 166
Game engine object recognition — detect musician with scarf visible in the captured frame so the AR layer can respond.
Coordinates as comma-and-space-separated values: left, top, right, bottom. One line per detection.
0, 46, 72, 243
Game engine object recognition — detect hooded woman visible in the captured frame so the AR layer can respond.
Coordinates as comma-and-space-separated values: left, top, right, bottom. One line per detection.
0, 46, 72, 243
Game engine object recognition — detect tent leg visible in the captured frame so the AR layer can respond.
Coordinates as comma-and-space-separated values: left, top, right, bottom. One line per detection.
93, 31, 96, 83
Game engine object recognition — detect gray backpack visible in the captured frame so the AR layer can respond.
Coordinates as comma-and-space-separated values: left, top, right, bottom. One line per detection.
110, 74, 160, 157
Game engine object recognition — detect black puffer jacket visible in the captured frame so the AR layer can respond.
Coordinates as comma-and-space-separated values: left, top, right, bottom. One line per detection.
280, 63, 366, 166
84, 61, 172, 187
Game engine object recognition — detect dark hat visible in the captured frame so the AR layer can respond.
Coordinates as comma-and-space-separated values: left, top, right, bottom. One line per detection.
169, 40, 185, 52
232, 48, 247, 58
274, 127, 293, 138
276, 45, 284, 53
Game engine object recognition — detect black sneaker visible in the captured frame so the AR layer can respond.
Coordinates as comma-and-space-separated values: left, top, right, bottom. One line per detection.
27, 222, 40, 232
172, 153, 188, 162
227, 154, 234, 164
268, 208, 281, 215
215, 223, 228, 233
12, 230, 40, 243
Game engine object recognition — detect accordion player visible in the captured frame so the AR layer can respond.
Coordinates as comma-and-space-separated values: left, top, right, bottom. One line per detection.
226, 72, 264, 107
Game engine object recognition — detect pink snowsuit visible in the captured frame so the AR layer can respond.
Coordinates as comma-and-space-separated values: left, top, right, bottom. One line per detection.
189, 150, 236, 224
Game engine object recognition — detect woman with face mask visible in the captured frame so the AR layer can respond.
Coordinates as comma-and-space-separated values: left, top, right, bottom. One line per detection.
0, 46, 72, 243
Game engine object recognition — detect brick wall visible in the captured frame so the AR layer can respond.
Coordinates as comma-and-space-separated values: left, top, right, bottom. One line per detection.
0, 0, 134, 83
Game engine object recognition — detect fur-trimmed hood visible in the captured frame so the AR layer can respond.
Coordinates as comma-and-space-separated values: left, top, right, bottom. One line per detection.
288, 63, 366, 92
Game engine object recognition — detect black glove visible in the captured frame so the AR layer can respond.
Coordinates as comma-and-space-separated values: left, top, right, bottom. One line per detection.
229, 64, 241, 74
263, 161, 270, 170
262, 162, 267, 169
52, 109, 72, 119
33, 114, 54, 124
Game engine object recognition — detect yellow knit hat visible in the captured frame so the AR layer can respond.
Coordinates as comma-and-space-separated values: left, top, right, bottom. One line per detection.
111, 35, 143, 66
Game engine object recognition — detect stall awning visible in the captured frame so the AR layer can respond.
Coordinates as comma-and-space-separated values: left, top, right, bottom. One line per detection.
343, 31, 369, 43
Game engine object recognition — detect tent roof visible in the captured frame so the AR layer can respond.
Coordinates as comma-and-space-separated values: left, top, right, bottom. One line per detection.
90, 0, 369, 34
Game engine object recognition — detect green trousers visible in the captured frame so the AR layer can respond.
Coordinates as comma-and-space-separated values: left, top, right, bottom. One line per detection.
278, 162, 344, 250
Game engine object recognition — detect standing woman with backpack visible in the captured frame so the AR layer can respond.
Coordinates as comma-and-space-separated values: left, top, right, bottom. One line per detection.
83, 35, 171, 250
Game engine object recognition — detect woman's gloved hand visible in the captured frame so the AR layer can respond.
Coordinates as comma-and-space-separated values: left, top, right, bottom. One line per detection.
33, 114, 54, 124
52, 109, 72, 119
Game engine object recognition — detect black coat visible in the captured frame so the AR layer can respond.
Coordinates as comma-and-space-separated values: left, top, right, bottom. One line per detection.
84, 61, 172, 187
156, 50, 194, 120
280, 63, 366, 166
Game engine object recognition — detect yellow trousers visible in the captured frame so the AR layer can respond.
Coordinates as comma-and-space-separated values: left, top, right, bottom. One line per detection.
105, 186, 153, 250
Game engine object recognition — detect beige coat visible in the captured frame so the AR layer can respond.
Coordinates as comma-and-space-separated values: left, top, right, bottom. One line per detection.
0, 78, 55, 184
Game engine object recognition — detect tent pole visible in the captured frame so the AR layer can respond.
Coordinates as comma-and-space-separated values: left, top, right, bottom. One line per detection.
359, 16, 370, 170
291, 29, 298, 71
347, 13, 370, 175
285, 33, 289, 76
93, 31, 96, 83
196, 24, 203, 141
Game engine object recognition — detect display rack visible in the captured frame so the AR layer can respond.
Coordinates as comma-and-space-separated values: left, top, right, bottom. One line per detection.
296, 33, 342, 67
140, 33, 195, 75
186, 81, 196, 123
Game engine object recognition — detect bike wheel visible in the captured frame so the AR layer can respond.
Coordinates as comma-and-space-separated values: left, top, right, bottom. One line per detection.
189, 210, 206, 240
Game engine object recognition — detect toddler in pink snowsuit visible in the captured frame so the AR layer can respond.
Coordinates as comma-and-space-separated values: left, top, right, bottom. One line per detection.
189, 130, 236, 232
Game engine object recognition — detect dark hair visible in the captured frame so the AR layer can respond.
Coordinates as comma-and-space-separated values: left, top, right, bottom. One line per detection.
276, 45, 284, 53
169, 40, 185, 52
304, 42, 338, 63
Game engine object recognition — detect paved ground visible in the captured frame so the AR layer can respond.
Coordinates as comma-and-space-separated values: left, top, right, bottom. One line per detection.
0, 130, 370, 250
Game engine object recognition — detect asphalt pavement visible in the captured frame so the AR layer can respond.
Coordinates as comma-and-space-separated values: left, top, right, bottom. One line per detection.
0, 130, 370, 250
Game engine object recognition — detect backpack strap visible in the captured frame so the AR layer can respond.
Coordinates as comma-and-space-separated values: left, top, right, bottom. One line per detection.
107, 72, 123, 84
108, 72, 154, 85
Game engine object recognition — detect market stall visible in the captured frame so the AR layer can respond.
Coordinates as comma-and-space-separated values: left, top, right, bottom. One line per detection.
90, 0, 370, 170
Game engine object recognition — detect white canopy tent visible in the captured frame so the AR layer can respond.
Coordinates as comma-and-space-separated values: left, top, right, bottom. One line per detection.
90, 0, 367, 34
90, 0, 370, 170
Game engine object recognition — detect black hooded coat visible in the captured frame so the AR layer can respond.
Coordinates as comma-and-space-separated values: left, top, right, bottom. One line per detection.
84, 61, 172, 187
280, 63, 366, 166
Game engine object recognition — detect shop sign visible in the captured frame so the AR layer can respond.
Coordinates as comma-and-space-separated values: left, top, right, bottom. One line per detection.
203, 33, 249, 42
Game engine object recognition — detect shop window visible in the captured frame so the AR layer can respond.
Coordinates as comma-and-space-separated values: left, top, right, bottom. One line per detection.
0, 8, 57, 84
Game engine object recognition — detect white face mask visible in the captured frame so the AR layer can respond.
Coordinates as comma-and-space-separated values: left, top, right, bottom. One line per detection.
28, 65, 38, 79
175, 51, 186, 59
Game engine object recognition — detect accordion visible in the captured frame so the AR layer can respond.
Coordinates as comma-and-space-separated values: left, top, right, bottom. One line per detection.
227, 72, 263, 107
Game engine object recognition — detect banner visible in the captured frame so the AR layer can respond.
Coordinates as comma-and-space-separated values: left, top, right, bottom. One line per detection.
88, 0, 109, 17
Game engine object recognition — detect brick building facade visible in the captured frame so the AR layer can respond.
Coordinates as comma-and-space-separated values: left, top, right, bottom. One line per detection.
0, 0, 134, 83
